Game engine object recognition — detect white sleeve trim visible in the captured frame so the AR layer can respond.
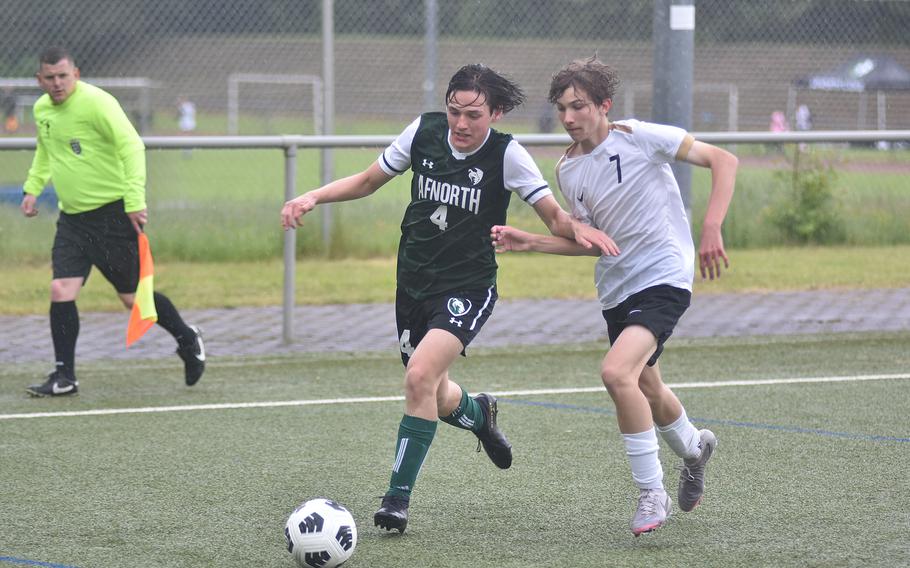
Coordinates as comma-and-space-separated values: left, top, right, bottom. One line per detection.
378, 117, 421, 176
503, 140, 551, 205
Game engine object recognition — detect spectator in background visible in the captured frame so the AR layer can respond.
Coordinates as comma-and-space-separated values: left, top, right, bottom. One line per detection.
769, 110, 789, 153
769, 110, 789, 133
20, 47, 206, 397
795, 104, 812, 132
177, 96, 196, 134
2, 86, 19, 133
177, 96, 196, 158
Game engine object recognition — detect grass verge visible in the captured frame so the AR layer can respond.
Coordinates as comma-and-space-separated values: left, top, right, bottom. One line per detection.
1, 244, 908, 315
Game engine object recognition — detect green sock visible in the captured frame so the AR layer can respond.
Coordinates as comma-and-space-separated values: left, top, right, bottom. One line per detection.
439, 388, 485, 432
387, 415, 437, 498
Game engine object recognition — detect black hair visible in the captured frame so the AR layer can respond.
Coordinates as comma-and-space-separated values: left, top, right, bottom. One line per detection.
445, 64, 525, 114
548, 56, 620, 106
39, 47, 74, 68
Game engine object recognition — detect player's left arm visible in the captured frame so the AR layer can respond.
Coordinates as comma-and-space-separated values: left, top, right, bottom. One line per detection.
98, 96, 148, 233
679, 137, 738, 280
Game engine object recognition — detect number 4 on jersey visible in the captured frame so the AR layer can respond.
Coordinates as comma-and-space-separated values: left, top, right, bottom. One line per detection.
430, 204, 448, 231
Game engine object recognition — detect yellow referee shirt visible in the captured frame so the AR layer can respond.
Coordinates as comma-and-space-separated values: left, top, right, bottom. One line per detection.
24, 80, 146, 214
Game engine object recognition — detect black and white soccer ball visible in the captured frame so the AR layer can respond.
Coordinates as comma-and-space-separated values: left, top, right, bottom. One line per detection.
285, 498, 358, 568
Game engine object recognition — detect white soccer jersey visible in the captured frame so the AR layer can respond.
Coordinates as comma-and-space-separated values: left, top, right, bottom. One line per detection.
378, 116, 553, 205
555, 119, 694, 309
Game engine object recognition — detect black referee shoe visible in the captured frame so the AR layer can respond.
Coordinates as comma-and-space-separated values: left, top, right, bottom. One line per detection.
374, 495, 409, 533
177, 325, 206, 386
473, 393, 513, 469
27, 370, 79, 397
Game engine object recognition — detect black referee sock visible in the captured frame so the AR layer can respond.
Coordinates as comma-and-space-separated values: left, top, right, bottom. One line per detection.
50, 301, 79, 379
152, 292, 195, 347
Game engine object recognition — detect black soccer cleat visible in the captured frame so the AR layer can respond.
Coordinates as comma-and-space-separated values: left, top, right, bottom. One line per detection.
473, 393, 513, 469
176, 325, 206, 386
374, 495, 409, 533
26, 370, 79, 397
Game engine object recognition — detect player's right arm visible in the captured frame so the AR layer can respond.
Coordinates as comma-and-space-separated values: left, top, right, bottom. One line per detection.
21, 131, 51, 218
282, 117, 418, 231
491, 224, 602, 256
281, 161, 393, 230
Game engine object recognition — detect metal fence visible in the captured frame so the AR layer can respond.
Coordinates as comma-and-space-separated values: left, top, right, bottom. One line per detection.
4, 129, 909, 342
2, 0, 910, 136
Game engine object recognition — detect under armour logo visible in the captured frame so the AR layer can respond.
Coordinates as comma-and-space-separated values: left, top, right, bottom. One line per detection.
449, 318, 463, 327
422, 159, 434, 169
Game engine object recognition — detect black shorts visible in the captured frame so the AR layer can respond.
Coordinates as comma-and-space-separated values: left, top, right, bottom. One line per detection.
602, 284, 691, 367
52, 200, 140, 294
395, 286, 498, 366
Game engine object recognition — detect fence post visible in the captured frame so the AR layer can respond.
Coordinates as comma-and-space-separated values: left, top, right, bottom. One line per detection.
423, 0, 438, 112
321, 0, 335, 250
653, 0, 694, 212
283, 143, 298, 344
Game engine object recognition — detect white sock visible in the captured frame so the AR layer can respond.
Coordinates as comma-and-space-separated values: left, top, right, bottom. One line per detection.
622, 428, 664, 490
657, 408, 701, 460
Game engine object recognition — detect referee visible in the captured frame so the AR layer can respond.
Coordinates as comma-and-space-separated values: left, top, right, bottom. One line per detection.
20, 47, 205, 397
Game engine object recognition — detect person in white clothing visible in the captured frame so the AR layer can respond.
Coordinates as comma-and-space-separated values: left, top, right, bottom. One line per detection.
491, 56, 738, 537
177, 96, 196, 133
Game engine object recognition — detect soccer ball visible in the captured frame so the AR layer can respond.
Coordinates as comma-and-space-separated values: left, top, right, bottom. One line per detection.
284, 498, 358, 568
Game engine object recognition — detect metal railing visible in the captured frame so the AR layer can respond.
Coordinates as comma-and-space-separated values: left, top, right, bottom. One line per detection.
3, 129, 909, 343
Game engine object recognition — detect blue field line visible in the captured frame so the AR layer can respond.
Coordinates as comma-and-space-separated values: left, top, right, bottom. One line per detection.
504, 399, 910, 443
0, 557, 80, 568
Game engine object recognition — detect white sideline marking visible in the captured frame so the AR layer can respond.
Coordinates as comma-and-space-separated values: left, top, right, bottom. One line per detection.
2, 373, 909, 421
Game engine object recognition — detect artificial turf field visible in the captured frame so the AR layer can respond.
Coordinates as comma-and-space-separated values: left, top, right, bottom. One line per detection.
1, 331, 908, 568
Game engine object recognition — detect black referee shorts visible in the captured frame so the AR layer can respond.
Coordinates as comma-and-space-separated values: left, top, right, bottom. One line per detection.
395, 286, 498, 367
602, 284, 691, 367
52, 199, 140, 294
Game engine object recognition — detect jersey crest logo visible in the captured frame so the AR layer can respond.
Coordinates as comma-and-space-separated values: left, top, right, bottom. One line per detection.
447, 297, 472, 317
467, 167, 483, 185
69, 139, 82, 155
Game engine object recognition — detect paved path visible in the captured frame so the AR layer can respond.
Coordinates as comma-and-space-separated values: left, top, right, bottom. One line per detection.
2, 288, 908, 365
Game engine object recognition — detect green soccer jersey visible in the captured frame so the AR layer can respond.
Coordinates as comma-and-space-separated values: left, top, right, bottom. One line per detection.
396, 113, 514, 299
24, 81, 146, 214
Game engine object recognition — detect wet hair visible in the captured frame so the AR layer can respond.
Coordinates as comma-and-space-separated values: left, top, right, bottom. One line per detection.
548, 56, 620, 106
445, 64, 526, 114
39, 47, 75, 68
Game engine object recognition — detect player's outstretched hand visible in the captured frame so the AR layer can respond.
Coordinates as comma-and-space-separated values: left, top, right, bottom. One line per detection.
281, 193, 318, 230
698, 224, 729, 279
573, 223, 620, 257
491, 225, 533, 253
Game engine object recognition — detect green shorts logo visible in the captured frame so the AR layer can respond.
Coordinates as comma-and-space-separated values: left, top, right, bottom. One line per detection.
69, 139, 82, 155
447, 297, 472, 317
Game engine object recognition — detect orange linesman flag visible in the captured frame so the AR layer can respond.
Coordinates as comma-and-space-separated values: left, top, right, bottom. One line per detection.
126, 232, 158, 347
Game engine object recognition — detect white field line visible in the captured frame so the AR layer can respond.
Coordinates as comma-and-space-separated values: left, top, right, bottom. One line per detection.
2, 373, 909, 421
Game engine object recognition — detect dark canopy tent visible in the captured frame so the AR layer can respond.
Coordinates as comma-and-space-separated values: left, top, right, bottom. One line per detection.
795, 54, 910, 92
789, 54, 910, 130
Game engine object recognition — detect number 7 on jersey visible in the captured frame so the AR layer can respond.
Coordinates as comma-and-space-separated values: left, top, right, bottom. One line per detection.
610, 154, 622, 183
